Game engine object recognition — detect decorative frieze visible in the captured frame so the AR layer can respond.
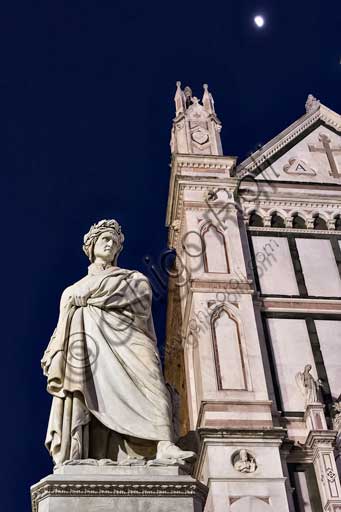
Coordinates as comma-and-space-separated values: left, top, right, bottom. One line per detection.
31, 473, 208, 512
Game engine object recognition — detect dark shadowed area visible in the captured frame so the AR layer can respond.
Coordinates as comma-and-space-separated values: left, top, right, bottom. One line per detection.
0, 0, 339, 509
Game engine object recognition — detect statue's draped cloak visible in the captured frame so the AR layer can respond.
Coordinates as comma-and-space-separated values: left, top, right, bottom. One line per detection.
43, 266, 173, 464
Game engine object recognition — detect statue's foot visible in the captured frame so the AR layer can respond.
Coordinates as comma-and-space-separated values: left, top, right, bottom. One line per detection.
120, 456, 146, 466
156, 441, 196, 462
62, 458, 98, 466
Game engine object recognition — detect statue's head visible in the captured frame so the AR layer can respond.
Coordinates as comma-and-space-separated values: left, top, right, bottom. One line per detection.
239, 449, 248, 462
83, 219, 125, 266
304, 364, 312, 373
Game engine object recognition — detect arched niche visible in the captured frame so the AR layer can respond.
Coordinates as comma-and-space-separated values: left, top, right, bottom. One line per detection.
292, 213, 307, 229
270, 212, 285, 228
313, 214, 327, 230
211, 307, 246, 390
249, 211, 264, 227
202, 224, 229, 273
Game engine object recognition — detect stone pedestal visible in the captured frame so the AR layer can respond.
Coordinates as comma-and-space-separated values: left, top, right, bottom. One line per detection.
196, 429, 290, 512
304, 403, 327, 431
31, 463, 208, 512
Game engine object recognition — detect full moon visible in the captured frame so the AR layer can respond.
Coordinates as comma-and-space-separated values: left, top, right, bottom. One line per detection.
254, 15, 265, 28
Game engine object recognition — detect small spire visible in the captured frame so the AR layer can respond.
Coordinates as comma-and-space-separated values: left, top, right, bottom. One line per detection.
174, 81, 185, 115
184, 86, 193, 109
305, 94, 320, 113
202, 83, 215, 114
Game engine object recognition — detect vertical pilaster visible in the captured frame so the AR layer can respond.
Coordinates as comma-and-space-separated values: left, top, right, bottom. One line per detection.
306, 431, 341, 511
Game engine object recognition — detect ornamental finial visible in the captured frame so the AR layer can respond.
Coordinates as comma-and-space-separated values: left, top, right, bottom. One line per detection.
305, 94, 320, 113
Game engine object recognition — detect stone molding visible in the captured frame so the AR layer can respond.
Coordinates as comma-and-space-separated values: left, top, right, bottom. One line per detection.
196, 401, 273, 430
190, 278, 253, 294
174, 154, 235, 172
243, 200, 341, 211
305, 430, 338, 452
261, 297, 341, 315
166, 156, 237, 245
31, 477, 208, 512
248, 226, 340, 235
197, 427, 287, 442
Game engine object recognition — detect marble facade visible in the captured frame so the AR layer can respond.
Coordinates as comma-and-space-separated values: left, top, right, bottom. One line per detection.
165, 85, 341, 511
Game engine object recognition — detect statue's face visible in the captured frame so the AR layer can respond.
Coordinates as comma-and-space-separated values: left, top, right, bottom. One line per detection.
240, 450, 248, 462
93, 230, 117, 263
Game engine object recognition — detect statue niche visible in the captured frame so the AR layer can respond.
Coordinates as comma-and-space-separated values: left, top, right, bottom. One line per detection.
211, 306, 246, 390
202, 223, 229, 273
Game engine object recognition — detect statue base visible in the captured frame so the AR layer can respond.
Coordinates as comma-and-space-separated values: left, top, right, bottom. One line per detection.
31, 462, 208, 512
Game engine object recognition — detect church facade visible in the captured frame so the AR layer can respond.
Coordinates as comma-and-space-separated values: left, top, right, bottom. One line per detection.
164, 83, 341, 511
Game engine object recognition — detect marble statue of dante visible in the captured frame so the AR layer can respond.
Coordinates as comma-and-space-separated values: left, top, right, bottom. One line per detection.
41, 219, 194, 465
295, 364, 323, 408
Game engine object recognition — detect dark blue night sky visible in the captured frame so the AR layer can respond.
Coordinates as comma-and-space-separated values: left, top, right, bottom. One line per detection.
0, 1, 340, 510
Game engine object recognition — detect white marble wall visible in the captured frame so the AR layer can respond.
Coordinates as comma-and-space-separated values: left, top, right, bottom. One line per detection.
296, 239, 341, 297
315, 320, 341, 399
266, 318, 317, 411
252, 236, 299, 295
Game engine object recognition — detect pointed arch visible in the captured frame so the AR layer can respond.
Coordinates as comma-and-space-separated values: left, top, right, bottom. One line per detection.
211, 305, 246, 390
270, 211, 285, 228
249, 211, 264, 227
292, 212, 307, 229
313, 213, 327, 230
268, 207, 287, 219
201, 223, 229, 273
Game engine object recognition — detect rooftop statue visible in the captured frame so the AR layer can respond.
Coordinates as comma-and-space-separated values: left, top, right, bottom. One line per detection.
41, 219, 195, 465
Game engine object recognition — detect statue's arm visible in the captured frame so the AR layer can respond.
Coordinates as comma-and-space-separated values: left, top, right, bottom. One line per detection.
125, 271, 153, 318
41, 286, 75, 375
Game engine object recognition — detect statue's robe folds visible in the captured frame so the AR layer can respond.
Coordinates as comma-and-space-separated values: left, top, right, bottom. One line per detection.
42, 266, 173, 464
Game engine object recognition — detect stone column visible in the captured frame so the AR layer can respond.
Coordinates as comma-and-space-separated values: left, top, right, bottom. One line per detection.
305, 431, 341, 511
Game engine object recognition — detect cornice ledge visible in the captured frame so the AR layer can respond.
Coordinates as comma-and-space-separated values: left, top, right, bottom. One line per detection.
320, 104, 341, 131
173, 153, 236, 171
304, 429, 338, 450
197, 427, 287, 441
190, 278, 253, 293
247, 226, 340, 235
